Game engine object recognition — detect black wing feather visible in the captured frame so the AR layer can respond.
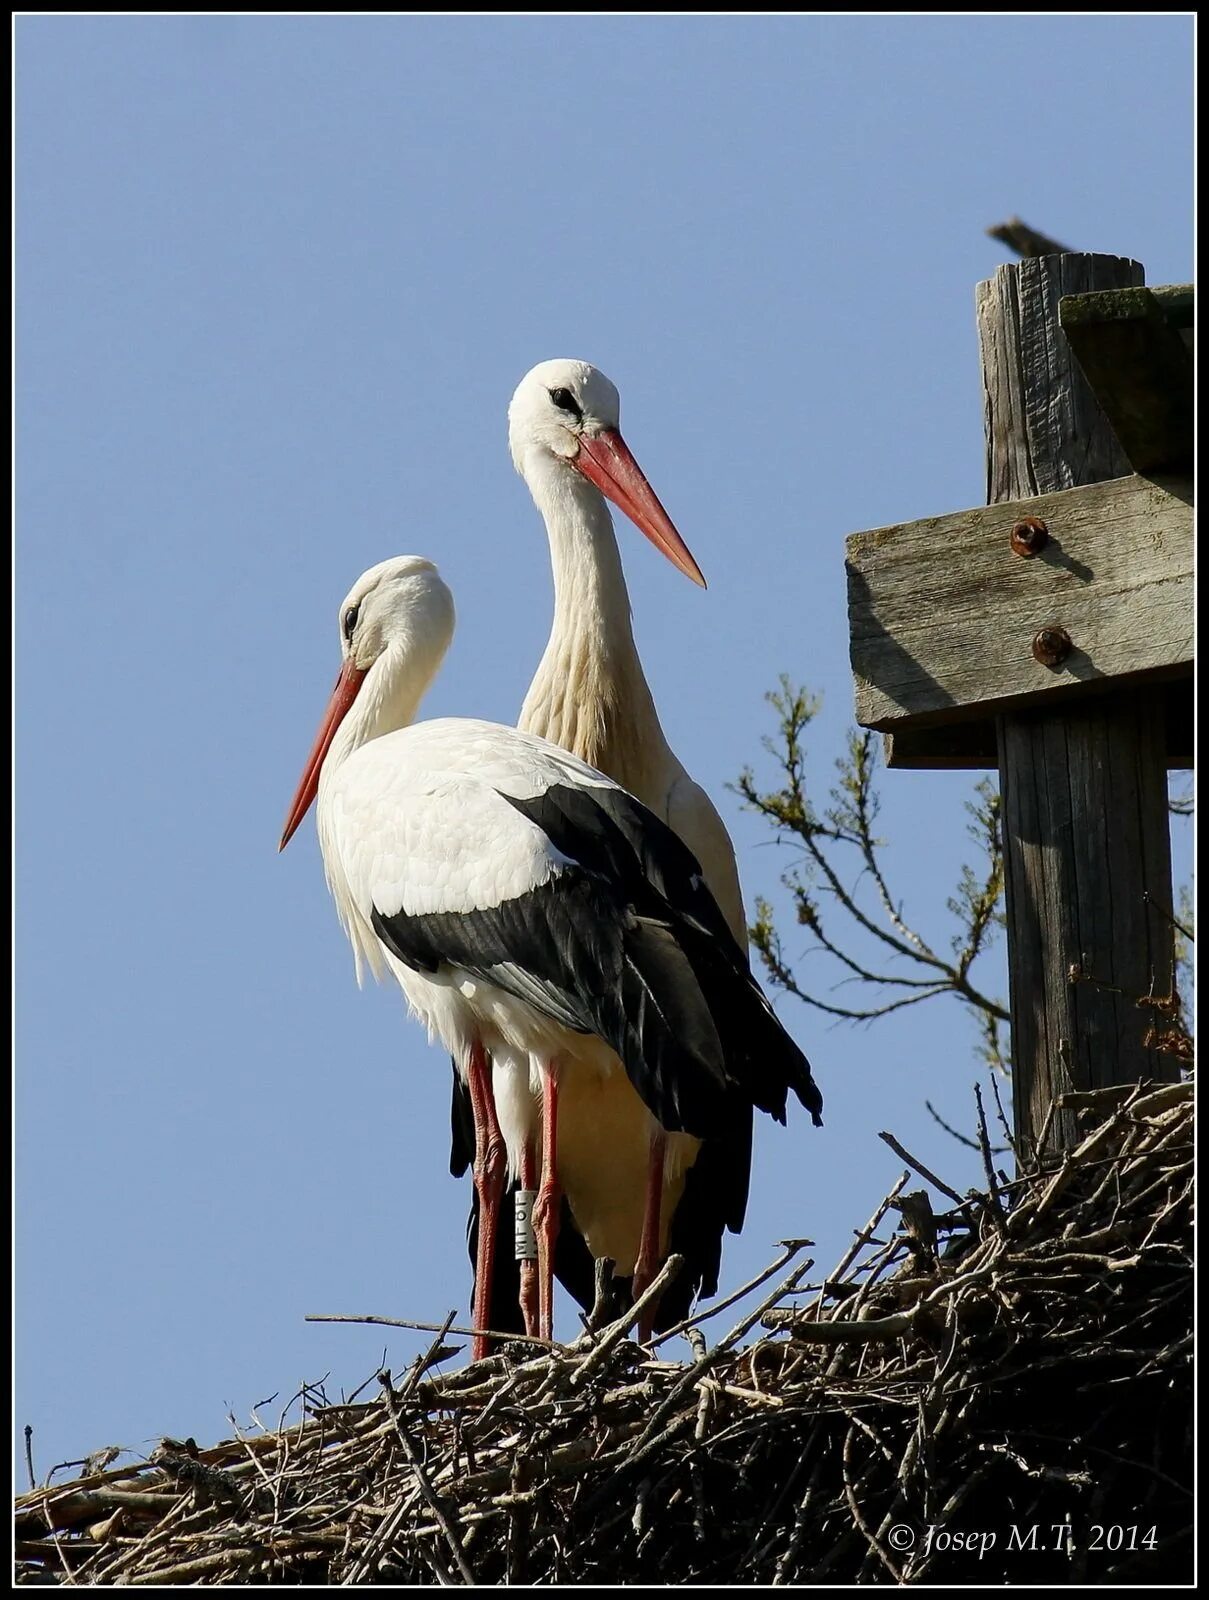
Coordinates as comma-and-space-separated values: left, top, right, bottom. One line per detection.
374, 782, 821, 1139
508, 783, 823, 1129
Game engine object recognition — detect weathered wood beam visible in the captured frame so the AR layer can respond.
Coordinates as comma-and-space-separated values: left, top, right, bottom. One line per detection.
847, 472, 1191, 730
1060, 285, 1193, 473
981, 254, 1142, 502
977, 254, 1180, 1161
1147, 283, 1195, 328
882, 678, 1193, 771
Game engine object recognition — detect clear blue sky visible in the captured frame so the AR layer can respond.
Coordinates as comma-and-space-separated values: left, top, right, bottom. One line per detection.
16, 15, 1192, 1479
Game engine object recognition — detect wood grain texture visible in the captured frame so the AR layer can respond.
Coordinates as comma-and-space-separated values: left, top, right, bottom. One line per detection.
977, 254, 1142, 504
847, 473, 1192, 729
998, 693, 1177, 1156
978, 256, 1180, 1160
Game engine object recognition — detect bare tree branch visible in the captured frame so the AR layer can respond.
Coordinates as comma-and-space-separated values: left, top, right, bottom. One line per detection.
736, 682, 1011, 1065
738, 680, 1193, 1150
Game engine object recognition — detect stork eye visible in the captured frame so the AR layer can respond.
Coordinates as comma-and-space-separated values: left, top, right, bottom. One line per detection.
548, 386, 582, 419
343, 605, 360, 642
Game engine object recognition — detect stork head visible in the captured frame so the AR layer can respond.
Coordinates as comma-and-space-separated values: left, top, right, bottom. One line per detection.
280, 556, 454, 850
334, 554, 455, 678
508, 359, 706, 587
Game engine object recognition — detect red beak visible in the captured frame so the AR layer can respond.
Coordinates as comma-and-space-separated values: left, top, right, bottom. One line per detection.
279, 659, 367, 851
573, 429, 706, 588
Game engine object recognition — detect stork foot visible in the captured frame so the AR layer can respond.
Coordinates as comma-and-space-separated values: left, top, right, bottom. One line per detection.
534, 1065, 561, 1343
533, 1182, 562, 1342
517, 1142, 540, 1338
519, 1262, 539, 1339
630, 1262, 663, 1345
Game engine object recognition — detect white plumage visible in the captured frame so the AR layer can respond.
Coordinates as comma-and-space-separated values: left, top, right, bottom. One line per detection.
327, 718, 630, 1074
281, 554, 821, 1355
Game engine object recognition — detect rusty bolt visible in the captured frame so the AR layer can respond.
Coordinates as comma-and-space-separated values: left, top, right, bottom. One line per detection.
1011, 517, 1049, 557
1032, 626, 1072, 668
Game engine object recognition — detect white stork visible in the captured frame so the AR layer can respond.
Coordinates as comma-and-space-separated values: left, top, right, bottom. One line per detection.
281, 555, 822, 1357
510, 358, 743, 929
453, 360, 760, 1339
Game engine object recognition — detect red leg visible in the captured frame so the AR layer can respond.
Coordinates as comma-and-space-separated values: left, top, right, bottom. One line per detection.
533, 1066, 562, 1342
466, 1042, 506, 1362
632, 1132, 668, 1344
518, 1139, 540, 1338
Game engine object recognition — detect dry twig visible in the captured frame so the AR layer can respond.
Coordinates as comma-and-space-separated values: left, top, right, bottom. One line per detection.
15, 1085, 1191, 1587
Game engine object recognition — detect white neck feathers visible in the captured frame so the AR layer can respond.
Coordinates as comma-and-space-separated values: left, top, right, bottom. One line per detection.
518, 455, 674, 799
321, 649, 431, 791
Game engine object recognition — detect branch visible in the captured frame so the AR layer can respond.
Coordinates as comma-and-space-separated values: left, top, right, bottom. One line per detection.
740, 683, 1010, 1052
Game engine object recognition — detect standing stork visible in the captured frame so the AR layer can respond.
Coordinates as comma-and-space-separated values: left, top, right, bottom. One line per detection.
281, 556, 822, 1358
457, 359, 762, 1338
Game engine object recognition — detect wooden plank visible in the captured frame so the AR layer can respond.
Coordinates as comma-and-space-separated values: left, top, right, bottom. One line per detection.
882, 677, 1193, 770
847, 472, 1192, 730
977, 254, 1179, 1163
981, 253, 1141, 505
1060, 284, 1193, 472
1148, 283, 1195, 328
882, 721, 999, 769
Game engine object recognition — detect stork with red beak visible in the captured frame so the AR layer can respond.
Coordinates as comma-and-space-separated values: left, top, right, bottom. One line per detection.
452, 361, 764, 1343
281, 556, 822, 1359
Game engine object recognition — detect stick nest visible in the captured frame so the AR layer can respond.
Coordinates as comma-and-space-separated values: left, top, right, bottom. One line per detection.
16, 1081, 1192, 1585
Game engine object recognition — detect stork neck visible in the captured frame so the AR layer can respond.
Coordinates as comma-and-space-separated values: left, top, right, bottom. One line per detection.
321, 649, 430, 789
522, 459, 673, 784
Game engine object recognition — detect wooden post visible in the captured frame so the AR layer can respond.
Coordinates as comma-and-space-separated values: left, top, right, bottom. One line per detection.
977, 254, 1180, 1161
846, 265, 1190, 1167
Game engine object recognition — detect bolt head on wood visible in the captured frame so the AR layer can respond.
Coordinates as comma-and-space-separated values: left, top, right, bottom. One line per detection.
1032, 625, 1073, 668
1011, 517, 1049, 556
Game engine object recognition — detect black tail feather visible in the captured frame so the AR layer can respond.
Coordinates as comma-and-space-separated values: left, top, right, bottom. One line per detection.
617, 916, 822, 1138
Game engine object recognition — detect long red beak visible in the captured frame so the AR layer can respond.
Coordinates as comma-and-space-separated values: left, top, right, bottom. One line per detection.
279, 659, 367, 851
573, 429, 706, 588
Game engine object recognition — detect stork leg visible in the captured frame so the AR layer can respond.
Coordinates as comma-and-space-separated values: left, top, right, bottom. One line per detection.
631, 1131, 668, 1344
466, 1041, 506, 1362
533, 1065, 562, 1342
518, 1140, 540, 1339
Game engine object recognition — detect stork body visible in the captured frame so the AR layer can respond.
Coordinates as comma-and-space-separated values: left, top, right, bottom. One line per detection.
283, 557, 822, 1355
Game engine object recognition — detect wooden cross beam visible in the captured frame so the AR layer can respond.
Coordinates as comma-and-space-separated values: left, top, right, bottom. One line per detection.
850, 278, 1193, 770
844, 255, 1191, 1160
848, 472, 1191, 735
